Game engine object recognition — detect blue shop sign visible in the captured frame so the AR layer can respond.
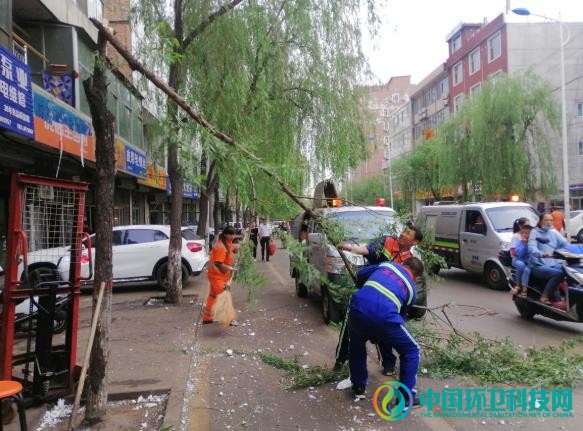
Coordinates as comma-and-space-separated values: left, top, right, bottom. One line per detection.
0, 45, 34, 139
124, 144, 147, 178
166, 179, 200, 199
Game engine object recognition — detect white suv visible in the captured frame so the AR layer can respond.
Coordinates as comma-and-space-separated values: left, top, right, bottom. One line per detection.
24, 225, 208, 290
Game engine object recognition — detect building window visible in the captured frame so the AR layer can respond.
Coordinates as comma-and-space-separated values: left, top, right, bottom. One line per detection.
452, 33, 462, 53
469, 48, 481, 74
439, 78, 449, 99
577, 102, 583, 117
453, 61, 463, 86
488, 32, 501, 62
489, 69, 503, 82
384, 121, 389, 131
382, 108, 388, 117
579, 141, 583, 155
88, 0, 104, 20
454, 94, 464, 112
391, 93, 400, 103
384, 136, 390, 145
470, 83, 481, 96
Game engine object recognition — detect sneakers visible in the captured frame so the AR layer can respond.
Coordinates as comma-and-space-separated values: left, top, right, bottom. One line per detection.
352, 385, 365, 397
382, 367, 396, 376
229, 320, 240, 327
405, 395, 421, 408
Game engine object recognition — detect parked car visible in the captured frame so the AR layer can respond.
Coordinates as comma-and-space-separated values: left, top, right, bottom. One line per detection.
23, 225, 209, 290
290, 205, 405, 323
566, 210, 583, 243
416, 202, 538, 289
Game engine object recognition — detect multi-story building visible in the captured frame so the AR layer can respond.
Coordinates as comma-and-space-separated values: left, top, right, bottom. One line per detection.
0, 0, 201, 267
352, 76, 415, 183
445, 13, 583, 209
410, 63, 449, 145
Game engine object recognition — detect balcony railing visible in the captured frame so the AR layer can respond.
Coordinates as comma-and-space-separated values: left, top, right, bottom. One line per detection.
12, 32, 49, 67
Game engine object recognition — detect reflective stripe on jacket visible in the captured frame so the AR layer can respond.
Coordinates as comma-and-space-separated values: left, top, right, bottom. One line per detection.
350, 262, 416, 324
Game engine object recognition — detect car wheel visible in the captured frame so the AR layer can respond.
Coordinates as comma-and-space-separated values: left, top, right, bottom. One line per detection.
321, 286, 340, 324
484, 262, 507, 290
53, 318, 67, 334
295, 277, 308, 298
513, 297, 535, 319
156, 262, 189, 291
577, 229, 583, 244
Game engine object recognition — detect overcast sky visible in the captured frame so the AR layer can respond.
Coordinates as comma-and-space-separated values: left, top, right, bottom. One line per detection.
364, 0, 583, 84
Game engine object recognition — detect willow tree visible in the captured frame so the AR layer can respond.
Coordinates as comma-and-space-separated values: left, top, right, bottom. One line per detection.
133, 0, 380, 302
437, 72, 559, 199
392, 139, 442, 200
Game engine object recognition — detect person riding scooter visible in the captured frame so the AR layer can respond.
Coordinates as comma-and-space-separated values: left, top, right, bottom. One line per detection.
527, 213, 570, 306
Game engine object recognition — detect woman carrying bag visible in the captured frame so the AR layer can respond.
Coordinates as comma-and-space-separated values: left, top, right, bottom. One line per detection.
202, 226, 239, 326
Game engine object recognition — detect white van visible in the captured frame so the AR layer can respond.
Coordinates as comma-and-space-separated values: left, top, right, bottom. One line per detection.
417, 202, 538, 289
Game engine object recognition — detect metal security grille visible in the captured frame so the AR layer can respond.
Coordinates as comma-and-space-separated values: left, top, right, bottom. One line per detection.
1, 174, 88, 401
22, 183, 78, 260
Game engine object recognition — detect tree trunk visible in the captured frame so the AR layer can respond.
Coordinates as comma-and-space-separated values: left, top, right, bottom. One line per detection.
82, 30, 115, 424
213, 185, 221, 231
165, 0, 185, 304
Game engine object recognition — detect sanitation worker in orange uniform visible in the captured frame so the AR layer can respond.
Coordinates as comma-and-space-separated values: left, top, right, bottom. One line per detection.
203, 226, 238, 324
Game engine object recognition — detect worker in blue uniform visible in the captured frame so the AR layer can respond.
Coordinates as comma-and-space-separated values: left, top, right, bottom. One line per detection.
348, 257, 424, 402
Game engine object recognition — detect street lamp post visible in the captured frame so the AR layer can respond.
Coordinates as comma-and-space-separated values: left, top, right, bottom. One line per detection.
512, 8, 570, 220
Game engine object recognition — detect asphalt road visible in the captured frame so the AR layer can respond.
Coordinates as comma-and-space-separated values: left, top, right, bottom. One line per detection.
429, 268, 583, 346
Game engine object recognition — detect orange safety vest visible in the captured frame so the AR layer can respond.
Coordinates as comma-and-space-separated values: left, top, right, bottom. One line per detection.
382, 236, 413, 264
208, 239, 234, 284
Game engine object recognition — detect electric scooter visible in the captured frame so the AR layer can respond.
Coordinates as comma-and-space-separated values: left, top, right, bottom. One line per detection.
500, 249, 583, 322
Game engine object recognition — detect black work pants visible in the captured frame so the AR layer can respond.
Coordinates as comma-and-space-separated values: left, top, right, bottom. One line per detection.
260, 236, 270, 261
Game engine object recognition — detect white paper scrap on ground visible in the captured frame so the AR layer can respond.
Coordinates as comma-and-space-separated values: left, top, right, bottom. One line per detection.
336, 378, 353, 390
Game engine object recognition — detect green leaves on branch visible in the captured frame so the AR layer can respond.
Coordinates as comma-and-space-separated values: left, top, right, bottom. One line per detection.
259, 352, 347, 390
232, 240, 266, 303
411, 322, 583, 387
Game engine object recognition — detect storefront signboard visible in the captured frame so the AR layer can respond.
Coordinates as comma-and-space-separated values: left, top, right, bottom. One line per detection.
137, 163, 167, 190
124, 143, 147, 178
32, 85, 95, 162
0, 45, 34, 139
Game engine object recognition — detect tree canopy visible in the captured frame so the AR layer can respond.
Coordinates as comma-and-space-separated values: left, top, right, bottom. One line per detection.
394, 72, 559, 201
133, 0, 383, 218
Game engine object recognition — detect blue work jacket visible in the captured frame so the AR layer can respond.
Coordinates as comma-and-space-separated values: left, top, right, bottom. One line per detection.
350, 262, 416, 325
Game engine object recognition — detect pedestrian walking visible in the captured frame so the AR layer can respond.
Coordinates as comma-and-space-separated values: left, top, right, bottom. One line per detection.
550, 205, 566, 236
203, 226, 239, 325
248, 221, 259, 260
334, 225, 423, 374
348, 257, 424, 403
258, 218, 272, 262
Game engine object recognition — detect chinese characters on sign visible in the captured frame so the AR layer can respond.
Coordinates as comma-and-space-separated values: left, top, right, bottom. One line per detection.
0, 45, 34, 139
124, 144, 147, 178
418, 387, 573, 419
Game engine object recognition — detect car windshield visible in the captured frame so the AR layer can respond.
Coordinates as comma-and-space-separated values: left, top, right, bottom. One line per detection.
182, 228, 203, 241
485, 206, 539, 232
330, 210, 397, 242
571, 211, 583, 219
